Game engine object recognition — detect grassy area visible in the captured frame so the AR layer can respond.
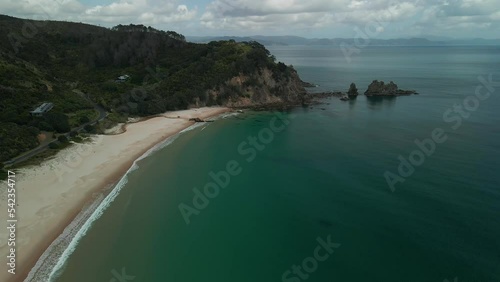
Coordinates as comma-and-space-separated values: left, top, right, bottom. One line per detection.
10, 148, 61, 169
8, 134, 90, 169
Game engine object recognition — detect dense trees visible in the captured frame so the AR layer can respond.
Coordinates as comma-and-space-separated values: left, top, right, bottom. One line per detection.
111, 24, 185, 42
42, 112, 71, 133
84, 124, 96, 133
57, 135, 68, 143
79, 116, 90, 124
0, 123, 40, 161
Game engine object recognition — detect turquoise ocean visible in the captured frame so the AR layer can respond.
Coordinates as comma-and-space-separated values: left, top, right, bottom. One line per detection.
48, 46, 500, 282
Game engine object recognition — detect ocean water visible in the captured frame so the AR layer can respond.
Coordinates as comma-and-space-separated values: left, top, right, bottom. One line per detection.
51, 46, 500, 282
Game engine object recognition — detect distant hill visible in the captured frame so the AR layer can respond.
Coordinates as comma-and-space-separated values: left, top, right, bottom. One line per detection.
187, 35, 500, 46
186, 36, 290, 46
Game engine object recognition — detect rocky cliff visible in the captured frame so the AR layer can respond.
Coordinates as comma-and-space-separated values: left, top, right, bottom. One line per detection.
203, 67, 307, 108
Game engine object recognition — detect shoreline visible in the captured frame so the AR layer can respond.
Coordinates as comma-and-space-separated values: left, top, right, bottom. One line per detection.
0, 107, 231, 282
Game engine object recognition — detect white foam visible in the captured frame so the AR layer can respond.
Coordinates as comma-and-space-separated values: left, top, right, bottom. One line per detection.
219, 112, 241, 119
179, 122, 207, 133
25, 122, 210, 282
46, 172, 132, 281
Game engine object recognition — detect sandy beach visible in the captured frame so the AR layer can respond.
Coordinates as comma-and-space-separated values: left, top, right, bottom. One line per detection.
0, 107, 230, 282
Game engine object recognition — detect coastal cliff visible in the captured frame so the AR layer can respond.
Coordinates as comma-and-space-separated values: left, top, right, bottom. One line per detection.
0, 15, 306, 162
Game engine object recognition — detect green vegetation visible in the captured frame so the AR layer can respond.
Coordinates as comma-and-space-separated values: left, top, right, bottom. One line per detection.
0, 16, 300, 163
84, 124, 96, 133
10, 145, 64, 168
68, 109, 97, 127
57, 135, 68, 143
0, 123, 40, 161
48, 142, 59, 149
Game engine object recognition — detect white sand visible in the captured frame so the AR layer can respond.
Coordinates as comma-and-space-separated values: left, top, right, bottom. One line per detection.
0, 107, 230, 282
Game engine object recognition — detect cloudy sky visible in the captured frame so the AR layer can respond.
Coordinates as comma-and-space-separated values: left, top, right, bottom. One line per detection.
2, 0, 499, 39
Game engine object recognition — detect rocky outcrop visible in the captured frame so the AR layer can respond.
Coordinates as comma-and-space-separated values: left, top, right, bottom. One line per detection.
189, 118, 204, 122
364, 80, 417, 96
301, 81, 317, 88
206, 67, 307, 109
347, 83, 359, 96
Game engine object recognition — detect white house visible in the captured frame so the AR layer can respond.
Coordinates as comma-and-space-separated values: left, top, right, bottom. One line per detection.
30, 102, 54, 117
116, 74, 130, 82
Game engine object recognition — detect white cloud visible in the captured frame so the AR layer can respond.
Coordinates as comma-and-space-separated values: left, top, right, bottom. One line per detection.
1, 0, 84, 18
412, 0, 500, 37
81, 0, 197, 24
200, 0, 421, 31
0, 0, 197, 26
0, 0, 498, 38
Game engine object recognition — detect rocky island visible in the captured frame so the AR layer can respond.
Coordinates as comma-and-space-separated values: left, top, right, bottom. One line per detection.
347, 83, 359, 96
302, 80, 418, 103
364, 80, 417, 96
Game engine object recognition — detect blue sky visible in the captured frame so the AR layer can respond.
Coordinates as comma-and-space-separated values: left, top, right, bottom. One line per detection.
2, 0, 499, 39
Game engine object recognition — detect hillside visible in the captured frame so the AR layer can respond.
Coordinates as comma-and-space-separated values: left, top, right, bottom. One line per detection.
0, 15, 306, 163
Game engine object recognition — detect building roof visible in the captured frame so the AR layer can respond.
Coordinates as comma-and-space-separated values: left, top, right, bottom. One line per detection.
117, 75, 130, 80
31, 102, 54, 114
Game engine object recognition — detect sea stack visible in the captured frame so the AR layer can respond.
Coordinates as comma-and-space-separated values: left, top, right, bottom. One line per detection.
364, 80, 417, 96
347, 82, 359, 97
